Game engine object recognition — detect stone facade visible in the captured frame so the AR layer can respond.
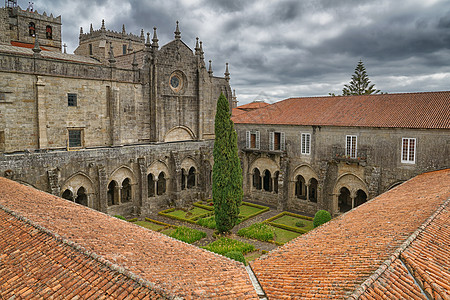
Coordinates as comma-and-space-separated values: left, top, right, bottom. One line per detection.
235, 123, 450, 216
0, 7, 231, 217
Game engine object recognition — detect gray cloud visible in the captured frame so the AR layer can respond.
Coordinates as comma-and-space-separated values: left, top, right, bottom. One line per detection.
23, 0, 450, 104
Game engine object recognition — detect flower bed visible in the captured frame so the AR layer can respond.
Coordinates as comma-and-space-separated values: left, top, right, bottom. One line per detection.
202, 237, 255, 255
158, 207, 213, 224
264, 212, 313, 234
168, 226, 207, 244
237, 223, 274, 242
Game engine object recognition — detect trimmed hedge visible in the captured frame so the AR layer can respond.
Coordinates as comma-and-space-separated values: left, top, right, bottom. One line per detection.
158, 207, 214, 224
264, 212, 313, 234
169, 226, 207, 244
113, 215, 126, 220
127, 217, 138, 222
237, 223, 274, 242
193, 201, 214, 211
144, 217, 174, 227
202, 237, 255, 255
313, 210, 332, 228
224, 251, 247, 265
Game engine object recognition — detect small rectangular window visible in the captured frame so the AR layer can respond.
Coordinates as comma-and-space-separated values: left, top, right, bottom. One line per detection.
123, 44, 127, 55
346, 135, 357, 158
68, 93, 77, 107
246, 131, 260, 149
401, 138, 416, 163
68, 129, 82, 148
301, 133, 311, 155
269, 131, 285, 151
89, 43, 93, 55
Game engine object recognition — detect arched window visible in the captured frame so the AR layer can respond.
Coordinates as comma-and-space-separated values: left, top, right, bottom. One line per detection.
263, 170, 272, 192
309, 178, 318, 203
338, 187, 351, 213
75, 187, 88, 206
187, 167, 196, 189
147, 173, 155, 197
29, 22, 35, 36
355, 190, 367, 207
107, 181, 118, 206
121, 178, 131, 203
253, 168, 262, 190
157, 172, 166, 195
46, 25, 52, 39
274, 171, 279, 194
62, 189, 73, 201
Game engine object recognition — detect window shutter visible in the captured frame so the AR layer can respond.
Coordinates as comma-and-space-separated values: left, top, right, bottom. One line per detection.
246, 131, 250, 149
280, 132, 286, 151
256, 131, 260, 150
269, 132, 274, 151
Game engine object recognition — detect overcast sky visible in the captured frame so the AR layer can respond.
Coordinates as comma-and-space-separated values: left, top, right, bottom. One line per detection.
23, 0, 450, 104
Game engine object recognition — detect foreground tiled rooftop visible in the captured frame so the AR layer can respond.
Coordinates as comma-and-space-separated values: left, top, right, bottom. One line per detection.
0, 178, 257, 299
251, 168, 450, 299
232, 91, 450, 129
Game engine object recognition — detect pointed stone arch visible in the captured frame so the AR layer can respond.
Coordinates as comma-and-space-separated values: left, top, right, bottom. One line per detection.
333, 173, 369, 214
180, 157, 198, 190
147, 160, 171, 197
108, 166, 136, 205
164, 126, 195, 142
291, 164, 319, 203
60, 172, 95, 208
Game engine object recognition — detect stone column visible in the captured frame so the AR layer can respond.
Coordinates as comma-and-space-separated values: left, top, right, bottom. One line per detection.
154, 178, 158, 196
138, 158, 147, 209
306, 183, 310, 201
97, 165, 108, 213
110, 87, 122, 146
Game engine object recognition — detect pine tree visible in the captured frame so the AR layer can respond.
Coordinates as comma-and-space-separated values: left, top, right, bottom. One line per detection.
342, 60, 381, 96
212, 93, 243, 233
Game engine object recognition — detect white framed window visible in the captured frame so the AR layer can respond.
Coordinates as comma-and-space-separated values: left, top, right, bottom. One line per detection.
301, 133, 311, 155
269, 131, 285, 151
346, 135, 357, 158
245, 131, 260, 149
401, 138, 416, 164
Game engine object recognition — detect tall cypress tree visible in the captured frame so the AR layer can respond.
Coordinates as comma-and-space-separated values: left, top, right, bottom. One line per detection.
342, 60, 381, 95
212, 93, 243, 233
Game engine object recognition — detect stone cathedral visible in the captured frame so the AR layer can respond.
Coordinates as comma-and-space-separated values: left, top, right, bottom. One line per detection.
0, 3, 234, 217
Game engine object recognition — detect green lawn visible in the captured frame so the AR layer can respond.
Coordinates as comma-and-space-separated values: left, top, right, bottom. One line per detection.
245, 251, 263, 263
133, 220, 166, 231
202, 237, 255, 255
239, 204, 264, 217
165, 207, 211, 220
271, 215, 314, 232
271, 225, 302, 244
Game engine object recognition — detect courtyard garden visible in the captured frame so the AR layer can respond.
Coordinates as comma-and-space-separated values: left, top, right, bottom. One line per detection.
117, 202, 317, 264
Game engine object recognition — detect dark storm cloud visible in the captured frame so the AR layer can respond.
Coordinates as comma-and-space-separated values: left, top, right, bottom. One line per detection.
23, 0, 450, 103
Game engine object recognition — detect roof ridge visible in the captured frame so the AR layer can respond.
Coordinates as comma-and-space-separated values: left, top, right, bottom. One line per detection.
0, 203, 180, 300
347, 196, 450, 299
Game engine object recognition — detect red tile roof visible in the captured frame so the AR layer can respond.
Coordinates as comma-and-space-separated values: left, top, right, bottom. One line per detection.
232, 91, 450, 129
11, 41, 51, 51
0, 206, 165, 299
237, 101, 270, 110
0, 178, 257, 299
251, 168, 450, 299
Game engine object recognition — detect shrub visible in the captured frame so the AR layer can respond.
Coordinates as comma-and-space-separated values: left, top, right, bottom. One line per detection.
113, 215, 126, 220
237, 223, 274, 242
127, 217, 138, 222
203, 237, 254, 255
295, 221, 305, 228
197, 215, 216, 229
169, 226, 207, 244
224, 251, 246, 265
313, 210, 332, 228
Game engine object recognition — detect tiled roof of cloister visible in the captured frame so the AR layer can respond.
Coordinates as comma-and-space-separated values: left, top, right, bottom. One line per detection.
251, 168, 450, 299
0, 178, 257, 299
232, 91, 450, 129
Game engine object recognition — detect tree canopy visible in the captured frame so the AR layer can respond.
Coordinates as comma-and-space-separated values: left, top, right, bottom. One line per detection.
330, 60, 382, 96
212, 93, 243, 233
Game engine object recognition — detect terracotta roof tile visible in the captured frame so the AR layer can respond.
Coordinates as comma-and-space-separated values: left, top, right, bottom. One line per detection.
0, 177, 257, 299
232, 91, 450, 129
251, 169, 450, 299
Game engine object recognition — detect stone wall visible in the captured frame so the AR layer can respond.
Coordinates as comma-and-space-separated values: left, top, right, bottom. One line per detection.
236, 123, 450, 215
0, 141, 214, 217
